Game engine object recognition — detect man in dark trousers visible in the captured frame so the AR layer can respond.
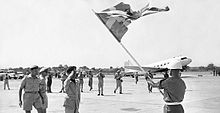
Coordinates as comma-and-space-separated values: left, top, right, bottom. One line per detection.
150, 62, 186, 113
134, 72, 139, 84
47, 73, 52, 93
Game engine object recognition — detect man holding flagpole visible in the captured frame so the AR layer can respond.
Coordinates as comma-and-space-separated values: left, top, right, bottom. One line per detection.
149, 62, 186, 113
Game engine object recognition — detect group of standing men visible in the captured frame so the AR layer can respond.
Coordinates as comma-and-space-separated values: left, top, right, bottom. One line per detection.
17, 63, 186, 113
19, 65, 49, 113
18, 65, 81, 113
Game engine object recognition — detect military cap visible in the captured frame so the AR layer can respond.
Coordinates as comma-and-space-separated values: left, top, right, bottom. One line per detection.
66, 66, 76, 74
39, 67, 48, 73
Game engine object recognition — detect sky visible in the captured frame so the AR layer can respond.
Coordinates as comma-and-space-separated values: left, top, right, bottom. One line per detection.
0, 0, 220, 68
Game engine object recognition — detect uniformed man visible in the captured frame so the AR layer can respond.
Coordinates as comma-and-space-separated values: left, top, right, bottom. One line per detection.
19, 65, 43, 113
39, 67, 49, 113
78, 71, 84, 92
59, 71, 68, 93
114, 70, 123, 94
63, 66, 80, 113
134, 72, 138, 84
150, 62, 186, 113
47, 72, 52, 93
96, 69, 105, 96
146, 71, 153, 93
87, 70, 93, 91
3, 73, 10, 90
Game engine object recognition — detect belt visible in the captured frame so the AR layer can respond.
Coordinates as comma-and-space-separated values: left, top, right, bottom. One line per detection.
25, 91, 38, 94
165, 102, 181, 105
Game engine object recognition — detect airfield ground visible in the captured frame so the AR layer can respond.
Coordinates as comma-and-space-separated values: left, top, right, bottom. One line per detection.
0, 71, 220, 113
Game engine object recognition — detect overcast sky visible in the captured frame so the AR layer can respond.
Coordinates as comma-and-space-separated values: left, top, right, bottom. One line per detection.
0, 0, 220, 68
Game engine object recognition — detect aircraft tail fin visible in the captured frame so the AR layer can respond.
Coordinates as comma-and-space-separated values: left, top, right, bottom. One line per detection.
124, 60, 133, 67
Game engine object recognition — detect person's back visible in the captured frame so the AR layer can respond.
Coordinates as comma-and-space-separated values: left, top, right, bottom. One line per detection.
158, 66, 186, 113
160, 77, 186, 102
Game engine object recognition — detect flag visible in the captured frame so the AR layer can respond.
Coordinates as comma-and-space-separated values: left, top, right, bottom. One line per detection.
94, 12, 131, 42
94, 2, 169, 42
103, 2, 131, 13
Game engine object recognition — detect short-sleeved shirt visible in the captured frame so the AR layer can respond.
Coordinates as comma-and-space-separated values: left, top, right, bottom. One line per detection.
159, 77, 186, 103
20, 75, 41, 92
97, 73, 105, 83
4, 74, 9, 81
64, 78, 80, 110
114, 73, 122, 80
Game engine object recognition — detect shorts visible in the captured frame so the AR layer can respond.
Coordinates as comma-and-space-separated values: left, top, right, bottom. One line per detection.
65, 107, 79, 113
163, 104, 184, 113
23, 93, 42, 111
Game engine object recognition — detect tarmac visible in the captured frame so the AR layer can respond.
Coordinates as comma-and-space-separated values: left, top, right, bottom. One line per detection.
0, 71, 220, 113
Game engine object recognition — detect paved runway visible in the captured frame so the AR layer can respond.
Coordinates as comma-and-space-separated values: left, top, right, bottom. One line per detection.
0, 72, 220, 113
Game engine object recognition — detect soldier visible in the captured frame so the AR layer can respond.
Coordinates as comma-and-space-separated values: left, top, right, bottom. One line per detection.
39, 67, 49, 113
59, 71, 68, 93
78, 71, 84, 92
150, 62, 186, 113
47, 73, 52, 93
114, 70, 123, 94
146, 71, 153, 93
88, 70, 93, 91
96, 69, 105, 96
134, 72, 139, 84
19, 65, 43, 113
3, 73, 10, 90
63, 66, 81, 113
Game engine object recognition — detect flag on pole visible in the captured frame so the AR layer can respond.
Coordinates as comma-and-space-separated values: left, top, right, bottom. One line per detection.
93, 2, 169, 42
94, 12, 131, 42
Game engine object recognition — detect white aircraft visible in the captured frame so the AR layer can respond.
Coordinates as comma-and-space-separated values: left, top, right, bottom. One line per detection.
124, 56, 192, 75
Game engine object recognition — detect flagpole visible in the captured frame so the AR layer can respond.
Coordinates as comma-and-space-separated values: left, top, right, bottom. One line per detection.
119, 42, 164, 95
119, 42, 153, 82
92, 9, 163, 95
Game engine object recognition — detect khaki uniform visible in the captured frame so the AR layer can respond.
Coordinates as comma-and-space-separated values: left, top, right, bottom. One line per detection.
159, 76, 186, 113
78, 73, 84, 92
63, 77, 80, 113
88, 73, 93, 90
97, 72, 105, 95
39, 76, 48, 109
4, 74, 10, 90
114, 73, 123, 93
20, 75, 42, 111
